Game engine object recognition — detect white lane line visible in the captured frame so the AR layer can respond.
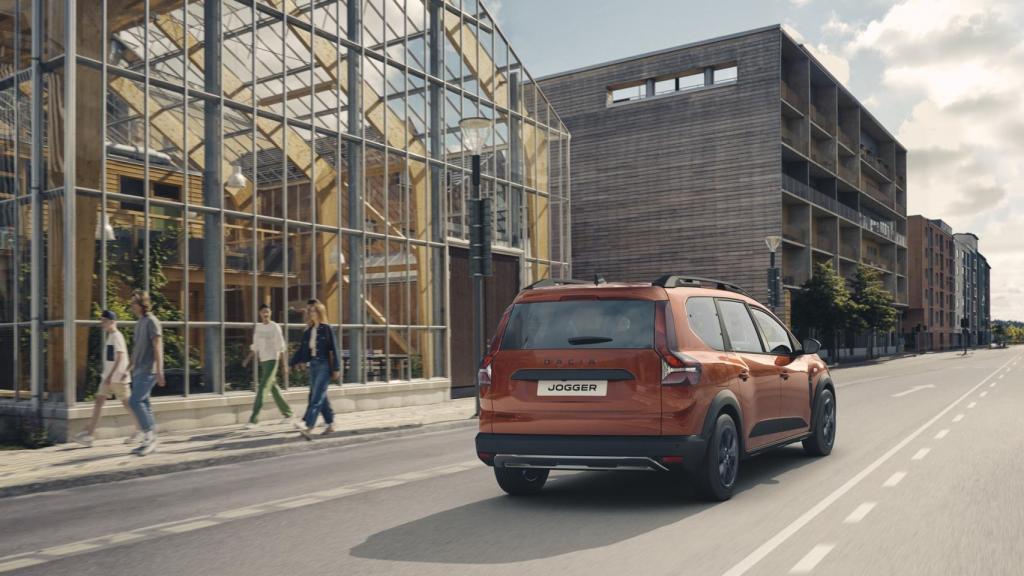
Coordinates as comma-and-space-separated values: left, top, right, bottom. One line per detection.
912, 448, 930, 461
719, 352, 1022, 576
968, 402, 977, 409
161, 519, 220, 534
40, 542, 101, 556
790, 544, 836, 574
215, 507, 266, 519
883, 472, 907, 488
104, 532, 145, 544
980, 391, 989, 398
891, 384, 935, 398
843, 502, 877, 524
952, 414, 964, 423
998, 374, 1004, 380
276, 497, 321, 509
990, 382, 997, 388
935, 429, 950, 439
0, 559, 44, 572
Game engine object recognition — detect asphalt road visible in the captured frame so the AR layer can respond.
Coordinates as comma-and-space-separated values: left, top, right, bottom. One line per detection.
1, 348, 1022, 576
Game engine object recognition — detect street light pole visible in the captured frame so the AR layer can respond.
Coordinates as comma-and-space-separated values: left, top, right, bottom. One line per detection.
765, 236, 782, 314
460, 118, 493, 417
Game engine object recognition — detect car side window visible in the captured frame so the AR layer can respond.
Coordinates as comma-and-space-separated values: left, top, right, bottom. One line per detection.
750, 308, 794, 355
717, 300, 765, 354
685, 297, 725, 350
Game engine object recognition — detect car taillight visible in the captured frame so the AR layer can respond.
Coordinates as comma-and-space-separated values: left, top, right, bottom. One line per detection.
478, 360, 493, 397
656, 300, 702, 386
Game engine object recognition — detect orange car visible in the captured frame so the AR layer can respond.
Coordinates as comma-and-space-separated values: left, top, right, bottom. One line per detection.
475, 275, 836, 501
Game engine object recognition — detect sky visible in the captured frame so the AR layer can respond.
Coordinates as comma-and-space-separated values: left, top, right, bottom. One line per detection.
489, 0, 1024, 322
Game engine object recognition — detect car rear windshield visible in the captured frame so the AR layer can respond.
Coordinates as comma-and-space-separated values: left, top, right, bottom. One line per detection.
500, 300, 656, 350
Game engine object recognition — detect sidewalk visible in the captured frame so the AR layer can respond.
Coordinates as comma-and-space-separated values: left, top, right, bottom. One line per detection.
0, 398, 477, 499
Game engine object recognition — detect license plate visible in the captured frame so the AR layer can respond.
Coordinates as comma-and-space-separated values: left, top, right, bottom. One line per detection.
537, 380, 608, 396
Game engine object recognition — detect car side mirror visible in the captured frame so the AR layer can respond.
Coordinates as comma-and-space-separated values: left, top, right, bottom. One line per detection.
802, 338, 821, 355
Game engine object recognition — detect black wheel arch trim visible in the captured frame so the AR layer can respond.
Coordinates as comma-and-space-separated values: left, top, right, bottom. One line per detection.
811, 375, 836, 426
701, 389, 744, 451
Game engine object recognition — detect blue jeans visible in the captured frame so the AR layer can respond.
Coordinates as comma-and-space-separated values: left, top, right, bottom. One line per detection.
303, 358, 334, 428
129, 372, 158, 432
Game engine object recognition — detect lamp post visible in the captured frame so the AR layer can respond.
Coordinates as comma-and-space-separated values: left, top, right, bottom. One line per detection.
460, 117, 493, 416
765, 236, 782, 313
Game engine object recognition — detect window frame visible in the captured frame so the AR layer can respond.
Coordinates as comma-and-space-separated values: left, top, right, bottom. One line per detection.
714, 298, 766, 354
748, 305, 799, 356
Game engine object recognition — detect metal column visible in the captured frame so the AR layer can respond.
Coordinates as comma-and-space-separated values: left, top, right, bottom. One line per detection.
63, 0, 78, 403
346, 0, 365, 382
203, 0, 224, 389
29, 0, 43, 410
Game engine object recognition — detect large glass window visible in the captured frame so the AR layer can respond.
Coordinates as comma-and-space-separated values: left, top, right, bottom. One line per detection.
750, 308, 795, 355
718, 300, 764, 354
685, 297, 725, 351
501, 300, 656, 350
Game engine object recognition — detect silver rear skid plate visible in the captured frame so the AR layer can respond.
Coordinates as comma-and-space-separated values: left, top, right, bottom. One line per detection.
493, 454, 669, 472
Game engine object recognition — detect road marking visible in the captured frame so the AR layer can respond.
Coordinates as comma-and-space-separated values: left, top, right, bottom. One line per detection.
891, 384, 935, 398
980, 391, 989, 398
790, 544, 835, 574
990, 382, 997, 388
719, 352, 1022, 576
161, 520, 219, 533
883, 472, 906, 487
0, 458, 481, 574
998, 374, 1004, 380
935, 429, 949, 439
0, 559, 44, 572
843, 502, 876, 524
952, 414, 964, 423
968, 402, 977, 409
912, 448, 930, 461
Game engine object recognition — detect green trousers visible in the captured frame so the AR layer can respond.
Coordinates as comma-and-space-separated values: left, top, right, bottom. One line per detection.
250, 359, 292, 423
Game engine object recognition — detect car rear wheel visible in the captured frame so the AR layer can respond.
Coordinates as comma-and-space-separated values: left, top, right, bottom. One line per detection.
803, 388, 836, 457
494, 466, 549, 496
692, 413, 739, 501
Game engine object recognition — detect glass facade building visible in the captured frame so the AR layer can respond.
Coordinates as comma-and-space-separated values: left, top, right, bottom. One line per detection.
0, 0, 569, 427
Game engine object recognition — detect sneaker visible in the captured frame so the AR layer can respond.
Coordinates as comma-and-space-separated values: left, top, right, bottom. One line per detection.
321, 424, 335, 436
72, 432, 94, 447
124, 431, 144, 445
292, 420, 307, 432
134, 432, 157, 456
298, 427, 314, 441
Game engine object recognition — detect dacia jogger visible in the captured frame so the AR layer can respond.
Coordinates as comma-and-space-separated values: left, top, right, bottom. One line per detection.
474, 276, 836, 501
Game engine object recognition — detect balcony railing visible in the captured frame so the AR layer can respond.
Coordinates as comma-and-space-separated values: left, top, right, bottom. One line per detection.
810, 141, 835, 171
840, 241, 858, 260
782, 175, 904, 246
814, 232, 836, 254
782, 124, 806, 153
860, 150, 892, 179
809, 103, 835, 135
781, 80, 805, 111
783, 223, 809, 245
838, 129, 856, 151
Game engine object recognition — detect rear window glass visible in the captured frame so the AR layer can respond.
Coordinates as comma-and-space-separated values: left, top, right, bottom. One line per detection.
501, 300, 656, 350
685, 297, 725, 350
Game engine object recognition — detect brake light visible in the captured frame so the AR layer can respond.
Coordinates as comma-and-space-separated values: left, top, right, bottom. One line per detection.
478, 307, 512, 398
656, 300, 702, 386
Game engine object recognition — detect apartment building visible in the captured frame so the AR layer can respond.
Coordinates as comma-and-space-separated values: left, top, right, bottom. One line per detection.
906, 217, 957, 351
953, 233, 992, 347
538, 25, 908, 332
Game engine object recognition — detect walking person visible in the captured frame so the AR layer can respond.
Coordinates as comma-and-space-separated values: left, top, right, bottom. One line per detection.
127, 290, 165, 456
242, 303, 294, 428
289, 299, 340, 440
72, 310, 143, 447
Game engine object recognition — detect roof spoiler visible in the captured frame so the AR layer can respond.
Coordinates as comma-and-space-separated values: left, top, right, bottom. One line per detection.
524, 278, 596, 290
652, 275, 751, 297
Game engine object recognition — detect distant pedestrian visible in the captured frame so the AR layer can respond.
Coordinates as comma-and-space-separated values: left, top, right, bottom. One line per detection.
290, 298, 340, 440
72, 310, 143, 447
242, 304, 293, 428
127, 290, 165, 456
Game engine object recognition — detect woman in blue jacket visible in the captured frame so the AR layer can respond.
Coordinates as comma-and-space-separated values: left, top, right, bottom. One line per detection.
290, 298, 341, 439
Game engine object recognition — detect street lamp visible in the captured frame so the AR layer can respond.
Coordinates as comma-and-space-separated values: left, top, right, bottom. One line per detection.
765, 235, 782, 312
459, 117, 493, 416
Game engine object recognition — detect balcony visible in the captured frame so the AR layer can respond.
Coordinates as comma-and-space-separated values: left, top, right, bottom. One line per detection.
839, 241, 858, 260
781, 80, 805, 111
782, 123, 806, 154
860, 149, 892, 180
783, 224, 809, 245
861, 176, 895, 210
809, 103, 835, 135
838, 129, 857, 152
814, 232, 836, 254
810, 140, 835, 172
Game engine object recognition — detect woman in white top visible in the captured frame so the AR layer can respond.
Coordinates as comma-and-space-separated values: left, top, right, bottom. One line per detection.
242, 304, 294, 427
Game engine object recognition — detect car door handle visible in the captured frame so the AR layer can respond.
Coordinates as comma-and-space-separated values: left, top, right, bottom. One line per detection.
780, 372, 790, 380
738, 369, 749, 381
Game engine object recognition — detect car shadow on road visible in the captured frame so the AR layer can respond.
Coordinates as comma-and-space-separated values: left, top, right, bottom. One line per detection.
351, 445, 816, 564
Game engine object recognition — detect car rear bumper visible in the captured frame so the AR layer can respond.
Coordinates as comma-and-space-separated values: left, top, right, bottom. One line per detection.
475, 433, 708, 472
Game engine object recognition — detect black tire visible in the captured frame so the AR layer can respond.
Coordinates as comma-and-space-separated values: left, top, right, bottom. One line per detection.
494, 466, 549, 496
692, 413, 740, 501
803, 388, 837, 457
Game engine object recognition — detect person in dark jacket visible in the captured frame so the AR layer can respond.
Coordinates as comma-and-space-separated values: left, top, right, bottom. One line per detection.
290, 298, 341, 439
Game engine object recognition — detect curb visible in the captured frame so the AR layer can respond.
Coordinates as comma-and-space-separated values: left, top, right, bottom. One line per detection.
0, 417, 479, 500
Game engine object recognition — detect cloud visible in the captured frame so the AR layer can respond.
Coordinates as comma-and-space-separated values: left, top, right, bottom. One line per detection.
790, 0, 813, 6
841, 0, 1024, 319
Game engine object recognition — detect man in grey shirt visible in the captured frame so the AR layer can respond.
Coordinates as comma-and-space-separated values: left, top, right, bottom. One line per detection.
127, 290, 166, 456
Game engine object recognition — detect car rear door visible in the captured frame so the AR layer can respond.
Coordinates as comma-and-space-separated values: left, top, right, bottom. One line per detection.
716, 299, 782, 450
749, 307, 812, 432
487, 297, 664, 436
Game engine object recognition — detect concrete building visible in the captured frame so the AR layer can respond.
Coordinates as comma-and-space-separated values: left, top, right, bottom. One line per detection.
905, 216, 956, 351
537, 25, 908, 340
0, 0, 570, 441
953, 233, 991, 347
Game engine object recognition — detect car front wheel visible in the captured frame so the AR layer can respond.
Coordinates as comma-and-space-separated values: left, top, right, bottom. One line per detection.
494, 466, 549, 496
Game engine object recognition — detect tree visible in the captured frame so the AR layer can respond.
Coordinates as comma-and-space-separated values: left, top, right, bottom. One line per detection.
992, 323, 1008, 346
850, 265, 899, 359
792, 262, 857, 363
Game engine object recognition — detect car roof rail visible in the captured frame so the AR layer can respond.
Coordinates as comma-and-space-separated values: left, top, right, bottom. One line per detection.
652, 275, 751, 296
524, 278, 593, 290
